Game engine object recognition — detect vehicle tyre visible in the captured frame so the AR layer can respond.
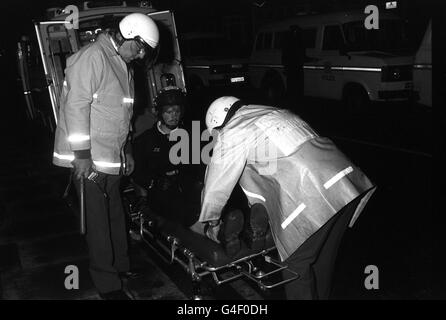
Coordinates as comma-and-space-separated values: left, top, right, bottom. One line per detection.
343, 85, 370, 115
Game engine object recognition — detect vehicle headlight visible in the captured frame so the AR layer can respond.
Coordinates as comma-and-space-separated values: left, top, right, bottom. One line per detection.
381, 65, 412, 82
209, 65, 228, 74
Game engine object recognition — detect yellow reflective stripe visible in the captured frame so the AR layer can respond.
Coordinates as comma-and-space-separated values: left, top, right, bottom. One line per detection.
63, 80, 67, 86
281, 203, 306, 229
53, 153, 121, 168
67, 134, 91, 143
240, 186, 266, 202
53, 152, 74, 161
324, 166, 354, 189
93, 161, 121, 168
90, 95, 133, 103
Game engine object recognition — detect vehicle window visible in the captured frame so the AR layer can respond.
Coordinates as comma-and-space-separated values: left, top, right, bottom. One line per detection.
264, 32, 273, 49
186, 37, 241, 57
303, 28, 317, 48
343, 19, 410, 52
322, 25, 344, 50
78, 16, 122, 47
274, 31, 287, 49
255, 33, 264, 51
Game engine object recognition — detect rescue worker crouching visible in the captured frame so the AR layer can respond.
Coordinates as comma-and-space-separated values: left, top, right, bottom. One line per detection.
52, 13, 160, 300
131, 87, 196, 227
190, 96, 377, 299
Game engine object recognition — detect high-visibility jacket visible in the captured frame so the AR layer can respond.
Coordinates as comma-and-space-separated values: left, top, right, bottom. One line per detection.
53, 34, 134, 175
199, 105, 376, 261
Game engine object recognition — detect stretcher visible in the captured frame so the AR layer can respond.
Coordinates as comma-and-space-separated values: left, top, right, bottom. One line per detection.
122, 185, 300, 299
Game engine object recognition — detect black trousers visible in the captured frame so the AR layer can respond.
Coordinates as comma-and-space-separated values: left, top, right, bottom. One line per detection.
73, 172, 129, 294
282, 195, 363, 299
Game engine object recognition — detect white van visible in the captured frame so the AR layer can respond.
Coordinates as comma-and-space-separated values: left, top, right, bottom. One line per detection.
413, 19, 431, 107
179, 32, 249, 92
249, 11, 415, 109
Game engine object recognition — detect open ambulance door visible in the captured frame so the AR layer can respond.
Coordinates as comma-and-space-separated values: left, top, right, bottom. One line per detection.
33, 21, 80, 131
17, 38, 38, 122
147, 10, 186, 101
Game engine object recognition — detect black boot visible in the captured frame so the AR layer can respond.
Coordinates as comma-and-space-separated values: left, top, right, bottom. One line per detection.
217, 209, 244, 257
243, 203, 269, 250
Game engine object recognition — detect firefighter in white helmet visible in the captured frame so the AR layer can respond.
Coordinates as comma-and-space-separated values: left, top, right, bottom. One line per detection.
190, 96, 377, 299
52, 13, 159, 300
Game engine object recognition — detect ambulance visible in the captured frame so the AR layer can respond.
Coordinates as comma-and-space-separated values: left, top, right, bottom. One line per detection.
17, 1, 186, 131
249, 10, 415, 110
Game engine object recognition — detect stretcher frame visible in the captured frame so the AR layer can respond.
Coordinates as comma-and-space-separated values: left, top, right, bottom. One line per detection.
123, 186, 300, 299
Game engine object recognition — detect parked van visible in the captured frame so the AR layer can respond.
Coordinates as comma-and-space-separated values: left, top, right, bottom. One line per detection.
179, 32, 248, 92
413, 19, 431, 107
249, 11, 415, 109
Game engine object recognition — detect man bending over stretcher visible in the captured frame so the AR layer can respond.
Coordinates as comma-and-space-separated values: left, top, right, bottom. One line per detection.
190, 96, 376, 300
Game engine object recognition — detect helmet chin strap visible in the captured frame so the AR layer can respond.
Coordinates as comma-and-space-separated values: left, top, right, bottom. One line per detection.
215, 100, 246, 130
116, 29, 127, 47
109, 35, 125, 55
110, 30, 130, 56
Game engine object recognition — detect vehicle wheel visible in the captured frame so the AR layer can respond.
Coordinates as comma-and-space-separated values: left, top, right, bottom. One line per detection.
262, 76, 285, 105
344, 85, 370, 115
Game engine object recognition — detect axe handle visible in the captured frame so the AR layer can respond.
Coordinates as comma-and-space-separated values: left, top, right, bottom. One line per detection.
80, 176, 86, 235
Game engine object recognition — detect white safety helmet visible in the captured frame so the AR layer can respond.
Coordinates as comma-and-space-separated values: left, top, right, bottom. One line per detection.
119, 13, 159, 49
205, 96, 241, 131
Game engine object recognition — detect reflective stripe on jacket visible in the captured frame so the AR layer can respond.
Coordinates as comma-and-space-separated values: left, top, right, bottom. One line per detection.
53, 34, 134, 175
199, 105, 376, 261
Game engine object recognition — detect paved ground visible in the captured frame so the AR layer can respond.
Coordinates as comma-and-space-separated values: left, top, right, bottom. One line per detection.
0, 130, 187, 300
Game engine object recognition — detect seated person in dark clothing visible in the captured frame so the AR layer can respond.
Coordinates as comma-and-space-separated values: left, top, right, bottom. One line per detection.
132, 87, 197, 226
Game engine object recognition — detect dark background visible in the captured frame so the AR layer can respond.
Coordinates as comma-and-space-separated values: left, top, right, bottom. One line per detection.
0, 0, 435, 130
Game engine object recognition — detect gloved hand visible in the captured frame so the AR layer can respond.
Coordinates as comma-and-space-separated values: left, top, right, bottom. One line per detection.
204, 220, 221, 243
71, 158, 94, 180
189, 221, 205, 235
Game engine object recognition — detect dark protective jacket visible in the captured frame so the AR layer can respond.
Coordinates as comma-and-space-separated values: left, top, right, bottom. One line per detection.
132, 122, 182, 188
198, 104, 376, 261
